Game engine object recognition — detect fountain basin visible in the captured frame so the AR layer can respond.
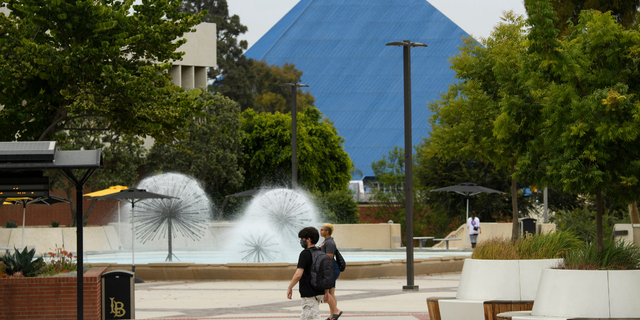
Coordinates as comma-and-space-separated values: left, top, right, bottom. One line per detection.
89, 253, 469, 281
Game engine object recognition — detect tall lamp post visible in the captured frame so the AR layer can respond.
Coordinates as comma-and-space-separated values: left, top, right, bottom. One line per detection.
385, 39, 427, 292
280, 83, 309, 189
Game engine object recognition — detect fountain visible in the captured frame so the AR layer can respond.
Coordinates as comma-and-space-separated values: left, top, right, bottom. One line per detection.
226, 188, 321, 263
126, 173, 212, 261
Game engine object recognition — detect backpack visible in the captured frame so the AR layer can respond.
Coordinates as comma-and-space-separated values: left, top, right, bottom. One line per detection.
335, 248, 346, 272
308, 247, 334, 291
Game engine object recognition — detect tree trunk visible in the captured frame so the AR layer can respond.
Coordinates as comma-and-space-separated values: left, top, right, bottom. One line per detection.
596, 191, 603, 252
65, 186, 77, 227
82, 200, 98, 226
629, 202, 640, 224
511, 164, 519, 241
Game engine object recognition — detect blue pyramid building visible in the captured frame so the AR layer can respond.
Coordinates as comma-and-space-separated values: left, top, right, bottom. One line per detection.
245, 0, 470, 179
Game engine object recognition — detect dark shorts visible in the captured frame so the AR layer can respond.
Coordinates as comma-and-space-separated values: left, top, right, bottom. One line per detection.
331, 260, 340, 288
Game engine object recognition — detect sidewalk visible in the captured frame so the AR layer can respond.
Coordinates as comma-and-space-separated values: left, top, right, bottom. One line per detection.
133, 273, 460, 320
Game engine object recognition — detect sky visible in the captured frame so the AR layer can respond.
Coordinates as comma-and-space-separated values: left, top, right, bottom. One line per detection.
227, 0, 528, 50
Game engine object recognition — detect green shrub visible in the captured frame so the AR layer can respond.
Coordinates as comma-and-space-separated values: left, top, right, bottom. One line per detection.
472, 231, 583, 260
0, 247, 45, 277
4, 221, 17, 228
50, 221, 59, 228
311, 188, 359, 224
560, 240, 640, 270
552, 207, 628, 243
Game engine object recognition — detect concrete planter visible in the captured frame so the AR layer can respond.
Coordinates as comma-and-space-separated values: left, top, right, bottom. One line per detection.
530, 269, 640, 319
434, 258, 562, 320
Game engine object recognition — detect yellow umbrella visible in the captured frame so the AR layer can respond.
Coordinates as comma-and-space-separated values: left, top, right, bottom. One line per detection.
84, 185, 128, 246
84, 185, 129, 197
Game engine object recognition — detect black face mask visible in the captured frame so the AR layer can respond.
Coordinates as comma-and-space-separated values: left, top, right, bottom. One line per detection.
300, 239, 307, 249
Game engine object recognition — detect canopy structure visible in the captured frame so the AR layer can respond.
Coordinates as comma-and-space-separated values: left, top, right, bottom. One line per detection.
87, 188, 176, 281
431, 182, 505, 248
0, 141, 102, 320
84, 185, 129, 244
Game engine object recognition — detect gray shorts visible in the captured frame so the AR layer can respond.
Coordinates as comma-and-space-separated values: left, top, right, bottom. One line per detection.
469, 234, 478, 243
300, 295, 324, 320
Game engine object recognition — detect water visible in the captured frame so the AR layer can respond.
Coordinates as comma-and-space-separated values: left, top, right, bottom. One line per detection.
85, 250, 471, 264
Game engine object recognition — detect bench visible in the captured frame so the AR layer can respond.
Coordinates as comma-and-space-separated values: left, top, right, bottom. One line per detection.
434, 238, 461, 250
413, 236, 434, 248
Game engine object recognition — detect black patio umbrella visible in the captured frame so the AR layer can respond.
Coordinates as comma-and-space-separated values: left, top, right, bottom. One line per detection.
4, 195, 70, 249
87, 189, 176, 278
430, 182, 505, 248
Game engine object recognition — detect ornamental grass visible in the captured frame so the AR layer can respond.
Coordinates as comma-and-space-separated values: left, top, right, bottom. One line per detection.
559, 240, 640, 270
472, 231, 583, 260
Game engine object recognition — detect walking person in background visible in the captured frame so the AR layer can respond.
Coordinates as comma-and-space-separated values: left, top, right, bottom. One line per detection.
287, 227, 333, 320
468, 211, 481, 248
320, 223, 343, 320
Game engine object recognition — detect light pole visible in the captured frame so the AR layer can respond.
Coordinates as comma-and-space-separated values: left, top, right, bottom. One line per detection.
279, 83, 309, 189
385, 39, 427, 292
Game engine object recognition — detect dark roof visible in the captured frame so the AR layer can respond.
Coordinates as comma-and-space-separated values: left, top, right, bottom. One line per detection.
245, 0, 470, 178
0, 142, 102, 169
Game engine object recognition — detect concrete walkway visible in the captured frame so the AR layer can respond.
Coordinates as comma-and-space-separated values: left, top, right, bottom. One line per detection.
133, 273, 460, 320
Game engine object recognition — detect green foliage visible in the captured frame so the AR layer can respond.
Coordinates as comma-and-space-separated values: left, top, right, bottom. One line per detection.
552, 207, 629, 243
0, 261, 5, 278
550, 0, 640, 35
251, 61, 315, 113
239, 107, 352, 193
311, 188, 359, 224
0, 247, 45, 277
4, 221, 17, 228
0, 0, 205, 143
146, 92, 244, 210
560, 240, 640, 270
50, 221, 59, 228
472, 231, 583, 260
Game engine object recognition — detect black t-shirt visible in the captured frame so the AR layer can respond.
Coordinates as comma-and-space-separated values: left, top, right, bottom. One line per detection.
296, 248, 325, 298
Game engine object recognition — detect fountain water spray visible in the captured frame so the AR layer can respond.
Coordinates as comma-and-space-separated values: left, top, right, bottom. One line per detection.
135, 173, 212, 261
228, 188, 321, 263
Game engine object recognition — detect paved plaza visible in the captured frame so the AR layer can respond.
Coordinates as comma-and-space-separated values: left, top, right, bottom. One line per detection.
134, 273, 461, 320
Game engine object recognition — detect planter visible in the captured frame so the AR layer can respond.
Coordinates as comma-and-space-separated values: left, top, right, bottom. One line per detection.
530, 269, 640, 318
431, 258, 561, 320
0, 267, 108, 320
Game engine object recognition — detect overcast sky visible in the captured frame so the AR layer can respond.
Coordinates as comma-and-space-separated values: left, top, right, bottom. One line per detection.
227, 0, 528, 50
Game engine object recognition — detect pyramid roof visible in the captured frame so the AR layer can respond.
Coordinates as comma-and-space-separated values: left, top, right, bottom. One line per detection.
245, 0, 470, 178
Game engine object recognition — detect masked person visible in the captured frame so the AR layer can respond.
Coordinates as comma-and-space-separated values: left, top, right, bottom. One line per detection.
287, 227, 335, 320
468, 211, 482, 248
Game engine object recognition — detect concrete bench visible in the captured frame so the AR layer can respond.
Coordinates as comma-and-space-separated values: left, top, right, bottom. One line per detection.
432, 259, 561, 320
413, 236, 434, 248
433, 238, 461, 250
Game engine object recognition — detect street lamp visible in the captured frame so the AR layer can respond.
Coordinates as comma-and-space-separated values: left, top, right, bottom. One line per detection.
385, 39, 427, 292
279, 83, 309, 189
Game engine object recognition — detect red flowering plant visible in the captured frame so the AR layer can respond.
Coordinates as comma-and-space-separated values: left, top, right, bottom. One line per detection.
39, 246, 77, 276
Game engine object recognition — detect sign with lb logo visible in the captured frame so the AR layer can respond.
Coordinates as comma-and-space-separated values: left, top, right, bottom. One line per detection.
110, 297, 126, 318
102, 270, 135, 320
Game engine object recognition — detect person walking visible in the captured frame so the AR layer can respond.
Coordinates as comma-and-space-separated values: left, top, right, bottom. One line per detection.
468, 211, 481, 248
320, 223, 342, 320
287, 227, 334, 320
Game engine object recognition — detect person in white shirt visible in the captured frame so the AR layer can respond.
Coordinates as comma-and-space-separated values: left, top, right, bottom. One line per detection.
467, 211, 481, 248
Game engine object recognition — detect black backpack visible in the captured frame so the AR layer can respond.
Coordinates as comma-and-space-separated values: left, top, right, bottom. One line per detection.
308, 247, 334, 291
335, 248, 346, 272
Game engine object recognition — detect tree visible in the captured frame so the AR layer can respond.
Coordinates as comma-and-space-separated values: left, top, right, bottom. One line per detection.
0, 0, 204, 144
177, 0, 256, 109
251, 61, 315, 113
240, 107, 353, 193
507, 0, 640, 250
145, 92, 244, 206
550, 0, 640, 35
47, 127, 146, 226
311, 188, 360, 224
427, 12, 530, 240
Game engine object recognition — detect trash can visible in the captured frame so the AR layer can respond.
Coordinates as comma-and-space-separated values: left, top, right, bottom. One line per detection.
102, 270, 135, 320
519, 217, 537, 237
